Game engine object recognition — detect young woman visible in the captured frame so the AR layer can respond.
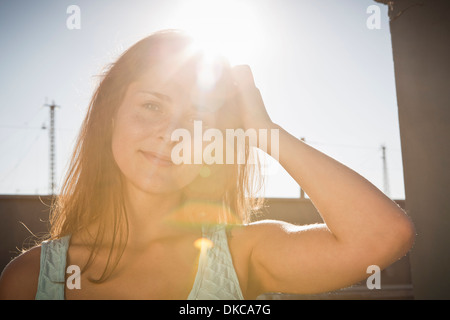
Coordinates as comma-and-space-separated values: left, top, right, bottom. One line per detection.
0, 29, 415, 300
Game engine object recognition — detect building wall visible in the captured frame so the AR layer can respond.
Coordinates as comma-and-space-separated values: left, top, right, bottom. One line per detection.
387, 0, 450, 299
0, 195, 53, 267
0, 195, 412, 299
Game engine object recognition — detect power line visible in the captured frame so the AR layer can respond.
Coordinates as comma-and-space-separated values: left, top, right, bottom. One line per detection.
306, 139, 382, 150
0, 131, 43, 184
0, 125, 43, 130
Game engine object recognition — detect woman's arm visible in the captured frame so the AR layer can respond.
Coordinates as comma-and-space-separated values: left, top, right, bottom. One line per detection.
231, 65, 416, 296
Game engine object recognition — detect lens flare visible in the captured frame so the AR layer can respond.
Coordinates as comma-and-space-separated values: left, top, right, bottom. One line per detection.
199, 166, 211, 178
166, 200, 242, 227
194, 237, 214, 250
196, 52, 223, 92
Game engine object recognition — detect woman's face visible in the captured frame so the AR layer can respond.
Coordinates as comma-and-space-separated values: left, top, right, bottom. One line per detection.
111, 54, 224, 195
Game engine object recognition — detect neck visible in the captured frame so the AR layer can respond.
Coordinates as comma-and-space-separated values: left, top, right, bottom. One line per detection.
123, 182, 186, 246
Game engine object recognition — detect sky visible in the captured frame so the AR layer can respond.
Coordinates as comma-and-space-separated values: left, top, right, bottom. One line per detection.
0, 0, 405, 199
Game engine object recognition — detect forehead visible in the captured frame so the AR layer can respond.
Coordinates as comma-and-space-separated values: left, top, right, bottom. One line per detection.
133, 55, 231, 111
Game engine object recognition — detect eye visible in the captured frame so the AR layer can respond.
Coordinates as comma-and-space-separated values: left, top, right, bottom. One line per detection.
142, 102, 162, 112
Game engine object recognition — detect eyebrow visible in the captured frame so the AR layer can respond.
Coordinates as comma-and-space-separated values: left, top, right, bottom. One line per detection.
137, 91, 172, 103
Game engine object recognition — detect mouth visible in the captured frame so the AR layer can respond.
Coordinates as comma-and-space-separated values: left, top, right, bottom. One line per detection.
140, 150, 174, 167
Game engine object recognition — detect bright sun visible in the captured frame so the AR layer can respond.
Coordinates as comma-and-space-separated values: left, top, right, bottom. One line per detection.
163, 0, 278, 188
166, 0, 263, 66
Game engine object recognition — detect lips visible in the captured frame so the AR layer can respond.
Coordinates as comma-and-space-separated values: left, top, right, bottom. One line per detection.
140, 150, 174, 167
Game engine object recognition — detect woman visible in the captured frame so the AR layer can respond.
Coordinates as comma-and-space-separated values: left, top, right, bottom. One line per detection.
0, 29, 415, 300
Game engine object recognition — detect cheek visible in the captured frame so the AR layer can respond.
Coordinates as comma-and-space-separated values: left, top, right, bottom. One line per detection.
112, 108, 153, 147
111, 112, 149, 170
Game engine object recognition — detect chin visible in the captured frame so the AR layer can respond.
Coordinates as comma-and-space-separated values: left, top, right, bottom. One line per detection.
126, 173, 191, 196
119, 160, 202, 196
131, 179, 180, 195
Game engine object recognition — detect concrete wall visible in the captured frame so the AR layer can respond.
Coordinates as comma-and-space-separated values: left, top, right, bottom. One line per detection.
0, 195, 412, 299
0, 195, 53, 269
386, 0, 450, 299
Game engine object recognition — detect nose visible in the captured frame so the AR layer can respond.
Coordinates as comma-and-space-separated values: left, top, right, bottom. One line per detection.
155, 114, 184, 143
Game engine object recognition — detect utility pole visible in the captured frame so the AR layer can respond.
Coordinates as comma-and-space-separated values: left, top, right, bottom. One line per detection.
44, 101, 59, 195
300, 137, 305, 199
381, 144, 390, 198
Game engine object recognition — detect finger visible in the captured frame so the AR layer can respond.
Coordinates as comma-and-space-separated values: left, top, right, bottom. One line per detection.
232, 65, 256, 88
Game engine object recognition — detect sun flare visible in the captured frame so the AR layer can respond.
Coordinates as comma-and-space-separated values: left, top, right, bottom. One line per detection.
166, 0, 262, 66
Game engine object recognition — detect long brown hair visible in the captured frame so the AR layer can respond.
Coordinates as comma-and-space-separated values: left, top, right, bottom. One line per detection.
48, 29, 264, 282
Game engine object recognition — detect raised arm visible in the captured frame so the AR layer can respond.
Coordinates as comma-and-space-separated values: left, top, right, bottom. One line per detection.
230, 65, 415, 296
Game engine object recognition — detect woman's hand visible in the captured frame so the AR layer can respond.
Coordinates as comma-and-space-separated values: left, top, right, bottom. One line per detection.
231, 65, 274, 131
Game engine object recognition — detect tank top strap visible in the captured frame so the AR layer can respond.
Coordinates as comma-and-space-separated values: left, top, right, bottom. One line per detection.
187, 224, 244, 300
35, 235, 71, 300
35, 228, 244, 299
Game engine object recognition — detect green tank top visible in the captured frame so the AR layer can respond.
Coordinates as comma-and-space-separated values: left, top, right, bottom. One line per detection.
35, 224, 244, 300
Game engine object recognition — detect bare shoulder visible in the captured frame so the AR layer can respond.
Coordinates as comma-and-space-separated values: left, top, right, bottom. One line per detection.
227, 219, 298, 263
0, 245, 41, 300
229, 219, 314, 241
227, 219, 316, 267
227, 220, 318, 298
